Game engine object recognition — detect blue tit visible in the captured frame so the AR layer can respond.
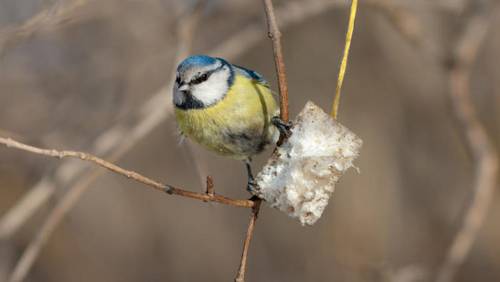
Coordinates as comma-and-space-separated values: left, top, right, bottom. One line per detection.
172, 55, 284, 189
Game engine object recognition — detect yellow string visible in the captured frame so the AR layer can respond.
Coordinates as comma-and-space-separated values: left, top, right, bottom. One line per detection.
331, 0, 358, 120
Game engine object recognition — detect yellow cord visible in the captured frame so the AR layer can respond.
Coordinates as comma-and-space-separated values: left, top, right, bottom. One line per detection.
331, 0, 358, 120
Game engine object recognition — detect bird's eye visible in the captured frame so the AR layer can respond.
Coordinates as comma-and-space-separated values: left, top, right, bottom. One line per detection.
192, 73, 209, 85
175, 75, 181, 84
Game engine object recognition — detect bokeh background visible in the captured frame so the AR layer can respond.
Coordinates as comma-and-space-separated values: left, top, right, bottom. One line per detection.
1, 0, 499, 281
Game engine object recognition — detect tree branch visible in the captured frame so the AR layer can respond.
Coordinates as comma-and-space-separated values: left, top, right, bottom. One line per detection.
263, 0, 289, 123
0, 135, 251, 282
234, 1, 291, 281
0, 137, 253, 208
234, 199, 262, 282
436, 2, 499, 282
0, 0, 89, 56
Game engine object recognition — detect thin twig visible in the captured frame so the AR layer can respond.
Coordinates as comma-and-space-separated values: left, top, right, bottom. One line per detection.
234, 1, 291, 281
0, 138, 253, 282
0, 0, 89, 56
436, 2, 499, 282
263, 0, 289, 123
371, 1, 423, 46
331, 0, 358, 120
205, 175, 215, 197
0, 137, 250, 282
234, 200, 262, 282
0, 137, 253, 209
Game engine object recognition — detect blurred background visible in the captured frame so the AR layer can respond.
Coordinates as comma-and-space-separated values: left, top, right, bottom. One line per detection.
0, 0, 499, 281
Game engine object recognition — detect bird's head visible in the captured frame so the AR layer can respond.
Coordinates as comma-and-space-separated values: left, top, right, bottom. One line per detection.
173, 55, 234, 110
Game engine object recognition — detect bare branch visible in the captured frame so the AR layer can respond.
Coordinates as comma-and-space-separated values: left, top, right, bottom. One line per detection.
371, 1, 423, 46
206, 175, 215, 197
436, 2, 499, 282
0, 0, 89, 56
234, 1, 291, 281
0, 137, 253, 209
0, 178, 54, 240
0, 137, 253, 282
263, 0, 289, 123
234, 199, 262, 282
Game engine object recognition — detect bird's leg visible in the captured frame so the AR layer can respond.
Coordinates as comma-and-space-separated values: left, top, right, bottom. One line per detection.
245, 159, 257, 193
271, 116, 293, 138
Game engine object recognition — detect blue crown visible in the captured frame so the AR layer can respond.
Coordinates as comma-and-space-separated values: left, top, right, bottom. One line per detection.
177, 55, 218, 73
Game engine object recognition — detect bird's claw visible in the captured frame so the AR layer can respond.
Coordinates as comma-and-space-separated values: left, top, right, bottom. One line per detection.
271, 116, 293, 138
247, 178, 258, 194
248, 195, 260, 201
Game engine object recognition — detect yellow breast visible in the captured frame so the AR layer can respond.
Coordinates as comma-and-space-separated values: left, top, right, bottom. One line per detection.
175, 74, 279, 159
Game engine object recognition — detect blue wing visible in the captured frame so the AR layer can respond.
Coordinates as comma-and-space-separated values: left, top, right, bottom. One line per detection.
233, 65, 270, 88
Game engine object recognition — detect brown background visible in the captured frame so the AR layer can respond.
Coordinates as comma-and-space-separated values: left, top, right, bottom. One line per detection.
1, 0, 499, 281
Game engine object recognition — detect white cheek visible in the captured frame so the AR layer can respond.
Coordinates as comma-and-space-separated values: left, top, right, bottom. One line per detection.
192, 70, 229, 106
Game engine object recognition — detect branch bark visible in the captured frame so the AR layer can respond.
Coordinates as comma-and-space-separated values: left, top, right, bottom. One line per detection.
263, 0, 289, 124
234, 1, 291, 281
436, 2, 499, 282
0, 136, 254, 282
234, 199, 262, 282
0, 137, 254, 208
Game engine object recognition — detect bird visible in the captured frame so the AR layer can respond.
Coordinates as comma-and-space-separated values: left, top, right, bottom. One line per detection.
172, 55, 290, 191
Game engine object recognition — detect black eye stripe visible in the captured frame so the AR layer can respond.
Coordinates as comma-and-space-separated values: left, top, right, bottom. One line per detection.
187, 62, 227, 85
190, 72, 211, 85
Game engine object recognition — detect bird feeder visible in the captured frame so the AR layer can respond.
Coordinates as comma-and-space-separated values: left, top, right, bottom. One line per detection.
253, 101, 362, 225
